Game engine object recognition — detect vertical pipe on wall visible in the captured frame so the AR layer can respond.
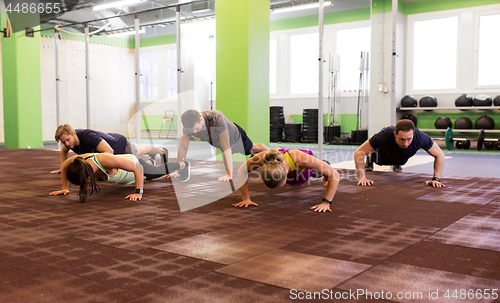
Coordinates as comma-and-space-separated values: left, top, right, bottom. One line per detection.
176, 5, 182, 142
55, 29, 61, 150
85, 23, 90, 129
318, 0, 325, 159
134, 14, 141, 144
390, 0, 398, 125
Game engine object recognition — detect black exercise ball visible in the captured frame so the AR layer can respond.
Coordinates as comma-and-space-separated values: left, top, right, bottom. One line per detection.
494, 94, 500, 106
419, 95, 438, 107
455, 94, 473, 107
435, 116, 452, 129
454, 117, 473, 129
473, 94, 492, 106
401, 95, 417, 107
401, 114, 417, 127
475, 115, 495, 130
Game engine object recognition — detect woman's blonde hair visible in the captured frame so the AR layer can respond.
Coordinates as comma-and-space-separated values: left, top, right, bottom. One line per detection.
261, 149, 287, 189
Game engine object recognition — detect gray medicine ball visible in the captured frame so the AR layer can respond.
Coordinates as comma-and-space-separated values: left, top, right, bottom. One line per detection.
401, 95, 417, 107
419, 95, 438, 107
455, 94, 473, 107
454, 117, 473, 129
402, 114, 417, 127
473, 94, 492, 106
475, 115, 495, 129
435, 116, 452, 129
494, 94, 500, 106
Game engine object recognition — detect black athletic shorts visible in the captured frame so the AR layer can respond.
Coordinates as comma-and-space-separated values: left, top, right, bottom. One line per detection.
234, 123, 254, 156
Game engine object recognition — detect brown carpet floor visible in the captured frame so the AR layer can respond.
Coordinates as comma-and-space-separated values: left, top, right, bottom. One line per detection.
1, 149, 500, 303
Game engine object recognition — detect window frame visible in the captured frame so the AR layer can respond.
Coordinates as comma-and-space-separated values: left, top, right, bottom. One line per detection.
406, 12, 461, 94
473, 9, 500, 89
139, 44, 178, 103
288, 28, 320, 97
269, 36, 279, 96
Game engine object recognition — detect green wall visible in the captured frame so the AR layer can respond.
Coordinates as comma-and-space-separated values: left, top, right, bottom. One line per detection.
404, 0, 500, 15
140, 34, 176, 48
40, 26, 135, 48
1, 13, 43, 148
140, 115, 178, 131
416, 112, 500, 132
270, 8, 370, 31
216, 0, 270, 151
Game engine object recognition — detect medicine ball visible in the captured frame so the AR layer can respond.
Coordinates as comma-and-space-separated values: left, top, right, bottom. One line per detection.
494, 94, 500, 106
473, 94, 492, 106
419, 95, 438, 107
455, 94, 473, 107
435, 116, 452, 129
475, 115, 495, 130
402, 114, 417, 127
454, 117, 473, 129
401, 95, 417, 107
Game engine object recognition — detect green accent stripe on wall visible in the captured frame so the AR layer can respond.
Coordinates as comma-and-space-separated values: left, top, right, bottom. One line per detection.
270, 7, 370, 31
416, 112, 500, 130
140, 34, 176, 47
405, 0, 500, 15
39, 26, 135, 48
371, 0, 392, 15
140, 115, 178, 131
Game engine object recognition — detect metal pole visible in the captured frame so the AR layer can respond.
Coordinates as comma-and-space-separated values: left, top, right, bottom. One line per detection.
134, 14, 141, 144
390, 0, 398, 125
318, 0, 324, 159
55, 29, 61, 150
176, 5, 182, 142
85, 23, 90, 129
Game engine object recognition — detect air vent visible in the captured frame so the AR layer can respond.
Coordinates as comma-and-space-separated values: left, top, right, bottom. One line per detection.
191, 2, 213, 13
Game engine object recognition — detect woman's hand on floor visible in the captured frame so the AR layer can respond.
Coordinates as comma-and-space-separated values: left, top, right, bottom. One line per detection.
125, 193, 142, 201
310, 202, 332, 213
232, 200, 258, 208
50, 189, 69, 196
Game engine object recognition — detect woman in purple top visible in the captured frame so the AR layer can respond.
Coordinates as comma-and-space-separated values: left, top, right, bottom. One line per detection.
234, 147, 340, 213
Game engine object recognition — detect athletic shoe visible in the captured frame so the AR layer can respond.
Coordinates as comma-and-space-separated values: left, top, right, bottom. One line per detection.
364, 156, 373, 171
323, 177, 329, 187
393, 165, 403, 172
180, 160, 190, 182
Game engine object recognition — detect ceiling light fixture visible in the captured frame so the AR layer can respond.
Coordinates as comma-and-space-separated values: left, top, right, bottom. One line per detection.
272, 1, 332, 14
93, 0, 143, 11
107, 28, 145, 37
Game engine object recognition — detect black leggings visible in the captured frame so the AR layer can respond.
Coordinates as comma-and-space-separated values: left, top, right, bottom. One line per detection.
137, 158, 180, 180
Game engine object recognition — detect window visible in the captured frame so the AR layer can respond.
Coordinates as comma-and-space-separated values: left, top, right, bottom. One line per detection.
412, 16, 458, 90
289, 32, 319, 94
140, 52, 158, 99
270, 38, 278, 94
166, 49, 177, 98
336, 27, 371, 91
477, 14, 500, 86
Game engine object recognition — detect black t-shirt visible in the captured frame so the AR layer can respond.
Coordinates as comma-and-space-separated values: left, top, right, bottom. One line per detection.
71, 129, 129, 155
368, 126, 434, 165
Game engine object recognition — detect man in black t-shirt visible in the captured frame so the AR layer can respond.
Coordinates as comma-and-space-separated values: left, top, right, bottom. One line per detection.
51, 124, 163, 174
353, 119, 446, 188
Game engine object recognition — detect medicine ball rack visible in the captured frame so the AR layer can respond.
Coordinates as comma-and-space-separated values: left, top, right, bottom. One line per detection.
398, 106, 500, 111
421, 128, 500, 151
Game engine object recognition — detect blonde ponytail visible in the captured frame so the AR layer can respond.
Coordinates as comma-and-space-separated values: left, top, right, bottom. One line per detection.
261, 150, 287, 189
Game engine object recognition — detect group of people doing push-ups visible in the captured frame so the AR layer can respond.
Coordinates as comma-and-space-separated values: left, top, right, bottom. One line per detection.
50, 109, 446, 212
